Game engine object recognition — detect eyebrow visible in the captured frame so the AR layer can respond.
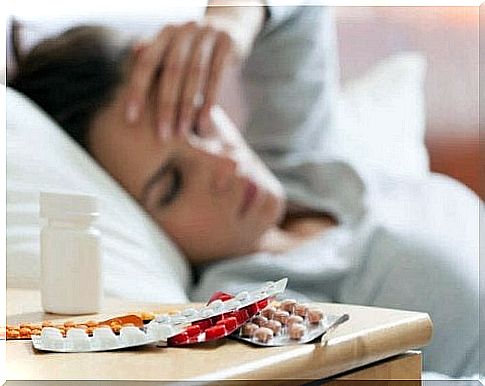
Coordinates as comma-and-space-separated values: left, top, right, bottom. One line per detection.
140, 160, 171, 206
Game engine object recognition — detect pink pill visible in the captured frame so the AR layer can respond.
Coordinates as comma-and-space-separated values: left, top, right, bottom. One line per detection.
264, 319, 282, 335
287, 315, 304, 326
240, 322, 258, 338
274, 310, 290, 325
288, 323, 307, 340
279, 299, 297, 313
294, 303, 309, 317
254, 327, 274, 343
251, 315, 268, 327
308, 308, 324, 324
260, 306, 276, 320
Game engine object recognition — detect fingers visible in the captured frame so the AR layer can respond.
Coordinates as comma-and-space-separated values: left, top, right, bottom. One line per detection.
177, 26, 214, 136
156, 22, 196, 140
126, 22, 235, 141
198, 31, 232, 134
126, 26, 175, 124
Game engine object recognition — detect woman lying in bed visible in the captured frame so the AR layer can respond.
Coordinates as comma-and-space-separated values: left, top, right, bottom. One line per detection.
9, 16, 482, 379
10, 25, 336, 263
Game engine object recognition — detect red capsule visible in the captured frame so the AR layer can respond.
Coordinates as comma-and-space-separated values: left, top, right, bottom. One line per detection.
216, 317, 237, 331
257, 299, 269, 310
243, 303, 259, 316
222, 311, 237, 320
186, 325, 201, 337
235, 309, 250, 324
211, 315, 224, 325
205, 325, 226, 340
169, 331, 189, 345
207, 291, 234, 304
194, 319, 213, 331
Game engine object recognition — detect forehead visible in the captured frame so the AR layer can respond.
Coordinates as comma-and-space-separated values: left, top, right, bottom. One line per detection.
88, 84, 171, 201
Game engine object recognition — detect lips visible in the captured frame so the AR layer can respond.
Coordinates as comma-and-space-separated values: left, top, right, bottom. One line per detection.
240, 179, 258, 216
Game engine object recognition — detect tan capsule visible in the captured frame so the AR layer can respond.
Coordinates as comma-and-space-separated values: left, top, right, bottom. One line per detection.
273, 310, 290, 325
260, 306, 277, 320
294, 303, 309, 317
279, 299, 297, 313
287, 315, 304, 326
288, 323, 307, 340
240, 322, 259, 338
264, 319, 282, 335
254, 327, 274, 343
308, 308, 324, 324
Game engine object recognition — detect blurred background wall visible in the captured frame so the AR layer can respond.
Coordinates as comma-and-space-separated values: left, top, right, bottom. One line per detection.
336, 6, 479, 198
220, 6, 480, 198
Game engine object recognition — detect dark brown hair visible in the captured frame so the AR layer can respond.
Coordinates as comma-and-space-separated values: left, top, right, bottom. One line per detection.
8, 24, 131, 149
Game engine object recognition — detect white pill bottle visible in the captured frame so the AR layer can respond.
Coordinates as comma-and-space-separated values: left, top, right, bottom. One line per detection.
40, 192, 102, 314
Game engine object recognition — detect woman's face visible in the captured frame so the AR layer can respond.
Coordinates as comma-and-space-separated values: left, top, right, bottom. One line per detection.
89, 85, 286, 263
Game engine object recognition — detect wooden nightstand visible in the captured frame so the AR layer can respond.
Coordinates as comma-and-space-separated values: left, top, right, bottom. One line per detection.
6, 288, 432, 384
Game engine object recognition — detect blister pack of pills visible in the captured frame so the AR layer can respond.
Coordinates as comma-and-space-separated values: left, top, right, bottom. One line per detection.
232, 299, 350, 346
31, 278, 288, 352
6, 314, 148, 340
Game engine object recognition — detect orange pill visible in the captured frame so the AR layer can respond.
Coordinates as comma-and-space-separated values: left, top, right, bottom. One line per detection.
111, 325, 121, 333
19, 327, 31, 337
7, 330, 20, 339
141, 312, 155, 321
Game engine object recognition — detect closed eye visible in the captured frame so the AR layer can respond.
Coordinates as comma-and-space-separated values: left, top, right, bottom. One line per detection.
141, 160, 183, 209
159, 167, 182, 207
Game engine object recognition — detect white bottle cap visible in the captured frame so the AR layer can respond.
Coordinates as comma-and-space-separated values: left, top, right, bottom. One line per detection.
40, 192, 98, 220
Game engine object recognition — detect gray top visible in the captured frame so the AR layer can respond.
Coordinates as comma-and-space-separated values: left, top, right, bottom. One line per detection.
191, 6, 371, 302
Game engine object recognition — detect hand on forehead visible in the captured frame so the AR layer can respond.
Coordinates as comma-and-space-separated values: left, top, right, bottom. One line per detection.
125, 22, 235, 141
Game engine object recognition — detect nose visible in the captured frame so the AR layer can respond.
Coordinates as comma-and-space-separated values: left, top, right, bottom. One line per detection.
211, 150, 238, 193
189, 137, 239, 193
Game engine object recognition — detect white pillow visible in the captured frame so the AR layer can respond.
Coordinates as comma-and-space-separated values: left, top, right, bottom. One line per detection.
333, 52, 429, 180
6, 87, 191, 303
